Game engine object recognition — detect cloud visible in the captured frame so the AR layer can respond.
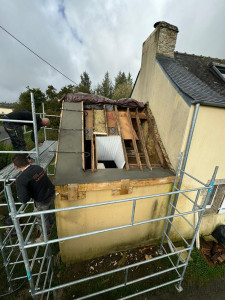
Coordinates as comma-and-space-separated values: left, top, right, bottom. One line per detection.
0, 0, 224, 102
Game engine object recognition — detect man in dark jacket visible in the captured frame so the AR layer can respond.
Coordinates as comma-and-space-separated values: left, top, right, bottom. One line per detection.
3, 110, 50, 151
12, 154, 55, 243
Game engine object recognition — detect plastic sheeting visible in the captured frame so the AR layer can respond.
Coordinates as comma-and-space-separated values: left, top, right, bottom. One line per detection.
60, 92, 145, 109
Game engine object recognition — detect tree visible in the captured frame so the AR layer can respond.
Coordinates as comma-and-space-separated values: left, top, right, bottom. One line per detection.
57, 84, 77, 99
14, 87, 46, 112
46, 85, 57, 101
114, 71, 127, 90
96, 72, 113, 98
112, 72, 133, 100
77, 71, 92, 94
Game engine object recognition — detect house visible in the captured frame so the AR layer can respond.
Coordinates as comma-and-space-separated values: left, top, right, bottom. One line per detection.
54, 93, 176, 263
131, 21, 225, 239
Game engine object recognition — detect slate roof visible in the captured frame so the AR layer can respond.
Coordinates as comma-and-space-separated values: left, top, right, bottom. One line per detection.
156, 53, 225, 108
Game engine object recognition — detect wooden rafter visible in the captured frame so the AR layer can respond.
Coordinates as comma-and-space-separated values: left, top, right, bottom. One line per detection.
103, 105, 108, 135
135, 108, 152, 170
144, 106, 167, 168
115, 106, 129, 170
91, 106, 95, 172
81, 102, 85, 170
127, 108, 142, 171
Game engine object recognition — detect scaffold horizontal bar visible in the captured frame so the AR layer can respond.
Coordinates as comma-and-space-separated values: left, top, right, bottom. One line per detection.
179, 170, 207, 187
34, 247, 190, 295
15, 186, 208, 219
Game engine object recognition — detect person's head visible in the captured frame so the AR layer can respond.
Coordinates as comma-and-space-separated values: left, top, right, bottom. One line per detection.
41, 118, 50, 127
12, 154, 29, 170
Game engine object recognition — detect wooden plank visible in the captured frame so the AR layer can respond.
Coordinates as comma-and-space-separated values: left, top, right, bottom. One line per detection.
130, 112, 147, 119
76, 176, 176, 192
144, 107, 166, 168
94, 135, 98, 170
55, 185, 68, 200
127, 108, 142, 171
81, 102, 85, 170
103, 105, 108, 135
68, 184, 78, 200
106, 111, 118, 135
85, 110, 93, 140
120, 179, 130, 195
114, 106, 129, 170
91, 107, 95, 172
119, 111, 138, 140
135, 108, 152, 170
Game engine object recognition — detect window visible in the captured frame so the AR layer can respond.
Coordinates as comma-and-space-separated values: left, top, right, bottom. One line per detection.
210, 62, 225, 83
206, 185, 218, 208
204, 183, 225, 215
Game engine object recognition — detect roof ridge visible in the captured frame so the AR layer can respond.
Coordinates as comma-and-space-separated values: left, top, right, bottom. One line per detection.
174, 51, 225, 62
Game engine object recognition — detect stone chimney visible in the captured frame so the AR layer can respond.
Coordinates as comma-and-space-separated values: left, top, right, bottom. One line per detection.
143, 21, 179, 59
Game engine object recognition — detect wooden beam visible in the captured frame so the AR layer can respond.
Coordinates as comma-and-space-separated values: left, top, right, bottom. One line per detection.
144, 106, 167, 168
68, 175, 176, 192
130, 111, 147, 119
81, 102, 85, 170
94, 135, 98, 170
135, 108, 152, 170
120, 179, 130, 195
115, 106, 129, 170
91, 107, 95, 172
127, 108, 142, 171
103, 105, 108, 135
68, 184, 78, 200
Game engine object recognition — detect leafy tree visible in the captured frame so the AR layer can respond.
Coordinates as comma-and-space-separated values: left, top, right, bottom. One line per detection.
77, 71, 92, 94
14, 87, 46, 112
46, 85, 57, 101
112, 72, 133, 100
96, 72, 113, 98
57, 84, 77, 99
114, 71, 127, 90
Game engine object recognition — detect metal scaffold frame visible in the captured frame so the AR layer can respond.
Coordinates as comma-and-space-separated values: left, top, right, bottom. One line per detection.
0, 93, 59, 297
0, 148, 218, 299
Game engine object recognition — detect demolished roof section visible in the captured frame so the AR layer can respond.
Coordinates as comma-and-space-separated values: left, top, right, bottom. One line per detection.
60, 92, 145, 108
55, 94, 174, 185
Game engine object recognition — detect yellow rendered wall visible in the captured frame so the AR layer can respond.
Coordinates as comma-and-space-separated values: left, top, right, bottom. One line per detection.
132, 60, 191, 169
183, 105, 225, 234
0, 108, 12, 114
55, 183, 173, 263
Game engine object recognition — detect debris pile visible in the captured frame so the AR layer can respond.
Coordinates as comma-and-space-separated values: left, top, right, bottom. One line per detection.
201, 239, 225, 266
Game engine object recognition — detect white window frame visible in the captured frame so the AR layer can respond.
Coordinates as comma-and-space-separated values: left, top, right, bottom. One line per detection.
206, 185, 218, 209
218, 195, 225, 214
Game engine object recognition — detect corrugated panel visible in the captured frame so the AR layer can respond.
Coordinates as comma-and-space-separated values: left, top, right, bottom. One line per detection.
96, 136, 125, 169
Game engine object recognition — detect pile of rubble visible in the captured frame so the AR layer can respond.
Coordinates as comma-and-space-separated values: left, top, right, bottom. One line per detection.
201, 239, 225, 266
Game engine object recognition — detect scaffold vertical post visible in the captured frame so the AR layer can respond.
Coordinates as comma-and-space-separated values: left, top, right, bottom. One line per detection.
6, 184, 37, 299
159, 152, 183, 253
30, 92, 40, 165
42, 102, 47, 142
175, 165, 218, 292
0, 234, 13, 292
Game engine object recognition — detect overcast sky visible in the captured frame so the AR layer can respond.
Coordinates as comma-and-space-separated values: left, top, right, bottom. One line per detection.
0, 0, 224, 103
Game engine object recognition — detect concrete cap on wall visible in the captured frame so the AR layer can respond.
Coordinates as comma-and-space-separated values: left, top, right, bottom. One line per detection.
154, 21, 179, 33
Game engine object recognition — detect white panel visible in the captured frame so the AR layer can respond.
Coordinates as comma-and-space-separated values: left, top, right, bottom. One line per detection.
96, 136, 125, 169
218, 196, 225, 214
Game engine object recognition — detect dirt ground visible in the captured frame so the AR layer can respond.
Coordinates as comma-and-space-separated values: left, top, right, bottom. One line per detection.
2, 242, 225, 299
53, 243, 225, 300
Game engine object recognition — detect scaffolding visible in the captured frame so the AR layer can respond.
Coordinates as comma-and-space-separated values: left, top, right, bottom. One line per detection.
0, 144, 218, 299
0, 93, 59, 297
